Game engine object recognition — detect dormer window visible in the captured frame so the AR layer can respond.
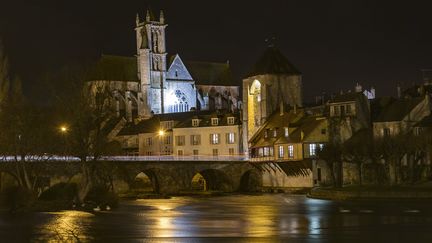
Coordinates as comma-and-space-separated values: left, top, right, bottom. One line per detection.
273, 128, 277, 137
227, 117, 235, 125
192, 119, 199, 127
264, 129, 269, 138
211, 118, 219, 126
284, 127, 289, 137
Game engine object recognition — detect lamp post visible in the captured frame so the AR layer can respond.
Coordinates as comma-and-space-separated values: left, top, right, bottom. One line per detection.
158, 130, 165, 159
59, 125, 68, 160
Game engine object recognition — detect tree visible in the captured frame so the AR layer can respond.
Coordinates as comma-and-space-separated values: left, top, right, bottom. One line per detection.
49, 64, 118, 203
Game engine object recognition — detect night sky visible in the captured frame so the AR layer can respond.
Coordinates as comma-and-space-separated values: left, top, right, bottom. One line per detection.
1, 0, 432, 103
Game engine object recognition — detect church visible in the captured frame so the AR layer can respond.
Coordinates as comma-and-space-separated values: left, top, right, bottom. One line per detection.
87, 10, 240, 122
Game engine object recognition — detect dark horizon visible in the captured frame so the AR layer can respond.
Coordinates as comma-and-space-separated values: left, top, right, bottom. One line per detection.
1, 0, 432, 103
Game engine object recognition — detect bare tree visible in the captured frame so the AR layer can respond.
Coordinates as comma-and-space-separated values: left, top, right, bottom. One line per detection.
49, 64, 118, 203
317, 142, 343, 187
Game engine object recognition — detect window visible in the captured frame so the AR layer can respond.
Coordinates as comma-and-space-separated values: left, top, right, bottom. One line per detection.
227, 133, 235, 144
192, 119, 199, 127
176, 136, 185, 146
211, 118, 219, 126
258, 148, 264, 157
191, 135, 201, 145
273, 129, 277, 137
288, 145, 294, 158
264, 129, 269, 138
284, 127, 289, 137
146, 137, 153, 146
383, 128, 391, 137
229, 148, 235, 156
319, 144, 324, 150
161, 121, 174, 130
146, 151, 152, 156
193, 150, 199, 156
340, 105, 345, 115
333, 106, 340, 116
212, 149, 218, 157
164, 136, 172, 145
263, 147, 270, 157
310, 144, 317, 156
177, 150, 183, 156
278, 146, 284, 158
414, 127, 422, 136
346, 104, 352, 115
210, 134, 220, 144
227, 117, 235, 125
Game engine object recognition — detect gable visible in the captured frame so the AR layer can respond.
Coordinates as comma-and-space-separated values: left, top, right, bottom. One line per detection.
167, 54, 194, 81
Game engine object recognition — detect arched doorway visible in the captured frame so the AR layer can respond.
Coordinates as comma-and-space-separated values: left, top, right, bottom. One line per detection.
191, 173, 207, 191
239, 170, 262, 192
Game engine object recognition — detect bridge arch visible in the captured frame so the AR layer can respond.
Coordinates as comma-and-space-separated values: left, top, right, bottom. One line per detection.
238, 169, 262, 192
192, 169, 233, 192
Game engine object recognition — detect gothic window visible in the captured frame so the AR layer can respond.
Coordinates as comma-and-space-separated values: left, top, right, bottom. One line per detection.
168, 90, 189, 113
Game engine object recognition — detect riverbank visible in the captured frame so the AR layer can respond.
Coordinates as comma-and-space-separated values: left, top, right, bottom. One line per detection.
308, 185, 432, 200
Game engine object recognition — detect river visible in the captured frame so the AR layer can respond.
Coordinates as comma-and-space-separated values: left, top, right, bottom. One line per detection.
1, 194, 432, 242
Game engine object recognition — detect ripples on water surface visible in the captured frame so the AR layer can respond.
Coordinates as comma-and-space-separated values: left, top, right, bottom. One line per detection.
2, 194, 432, 242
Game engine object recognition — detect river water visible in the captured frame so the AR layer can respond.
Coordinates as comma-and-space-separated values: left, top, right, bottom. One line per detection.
1, 194, 432, 242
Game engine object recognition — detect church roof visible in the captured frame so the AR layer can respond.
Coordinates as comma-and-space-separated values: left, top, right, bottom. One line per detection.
248, 46, 301, 77
186, 61, 235, 86
86, 55, 139, 82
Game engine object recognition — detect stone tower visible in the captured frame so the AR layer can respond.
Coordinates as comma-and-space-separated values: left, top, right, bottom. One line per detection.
242, 46, 302, 153
135, 10, 168, 116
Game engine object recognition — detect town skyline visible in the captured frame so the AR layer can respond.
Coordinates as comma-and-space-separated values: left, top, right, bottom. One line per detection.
1, 0, 432, 103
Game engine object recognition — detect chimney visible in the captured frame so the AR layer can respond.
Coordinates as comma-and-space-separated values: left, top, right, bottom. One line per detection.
397, 83, 401, 98
279, 101, 284, 116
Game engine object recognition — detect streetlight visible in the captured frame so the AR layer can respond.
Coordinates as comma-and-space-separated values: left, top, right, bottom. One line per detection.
59, 125, 69, 159
158, 130, 165, 157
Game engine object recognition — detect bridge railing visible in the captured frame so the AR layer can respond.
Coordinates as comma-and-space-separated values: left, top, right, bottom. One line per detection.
0, 155, 249, 162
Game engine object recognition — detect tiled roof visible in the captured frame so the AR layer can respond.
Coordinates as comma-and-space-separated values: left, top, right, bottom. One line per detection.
86, 55, 139, 82
248, 46, 301, 77
186, 61, 235, 86
374, 97, 424, 122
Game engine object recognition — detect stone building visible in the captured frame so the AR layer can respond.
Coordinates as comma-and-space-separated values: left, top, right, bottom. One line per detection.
86, 10, 240, 123
242, 46, 303, 153
172, 113, 242, 157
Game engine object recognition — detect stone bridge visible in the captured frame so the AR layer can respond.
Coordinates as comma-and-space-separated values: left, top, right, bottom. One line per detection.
0, 160, 263, 194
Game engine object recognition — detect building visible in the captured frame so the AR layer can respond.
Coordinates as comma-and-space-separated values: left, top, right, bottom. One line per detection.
242, 46, 303, 153
373, 95, 431, 138
86, 10, 240, 123
172, 113, 242, 157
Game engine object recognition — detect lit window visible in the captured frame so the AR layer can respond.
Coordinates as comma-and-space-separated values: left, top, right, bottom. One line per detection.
278, 146, 284, 158
258, 148, 264, 157
176, 136, 185, 146
414, 127, 422, 136
284, 127, 289, 137
210, 134, 220, 144
273, 129, 277, 137
192, 119, 199, 127
264, 129, 269, 138
310, 144, 317, 156
211, 118, 219, 126
229, 148, 235, 156
263, 147, 270, 157
191, 135, 201, 145
227, 117, 235, 125
319, 144, 324, 150
288, 145, 294, 158
227, 133, 235, 144
164, 136, 171, 145
146, 137, 153, 146
213, 149, 218, 157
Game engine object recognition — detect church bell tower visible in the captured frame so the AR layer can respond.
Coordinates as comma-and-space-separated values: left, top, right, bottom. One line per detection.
135, 9, 168, 117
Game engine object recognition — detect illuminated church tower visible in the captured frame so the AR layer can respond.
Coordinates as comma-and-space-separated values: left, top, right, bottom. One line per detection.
135, 10, 168, 117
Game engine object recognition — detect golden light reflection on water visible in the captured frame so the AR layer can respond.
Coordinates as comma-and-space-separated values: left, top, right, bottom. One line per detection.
245, 205, 278, 237
39, 211, 94, 242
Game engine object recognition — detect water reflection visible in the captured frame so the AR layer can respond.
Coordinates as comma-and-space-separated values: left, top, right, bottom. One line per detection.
3, 195, 432, 241
38, 211, 94, 242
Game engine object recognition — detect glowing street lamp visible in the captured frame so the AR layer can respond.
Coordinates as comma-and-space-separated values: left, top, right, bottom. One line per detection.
158, 130, 165, 136
60, 126, 68, 133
